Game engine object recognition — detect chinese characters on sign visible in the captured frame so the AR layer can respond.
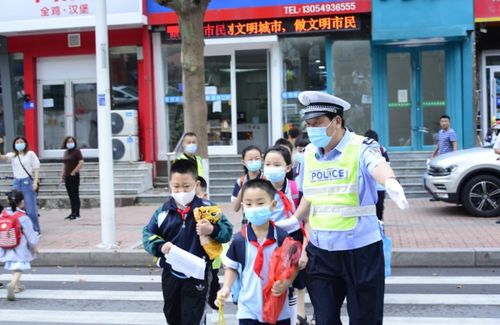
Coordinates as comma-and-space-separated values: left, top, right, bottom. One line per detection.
165, 15, 360, 40
36, 0, 89, 17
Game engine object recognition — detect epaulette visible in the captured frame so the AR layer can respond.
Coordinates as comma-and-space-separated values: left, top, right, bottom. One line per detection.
363, 137, 375, 145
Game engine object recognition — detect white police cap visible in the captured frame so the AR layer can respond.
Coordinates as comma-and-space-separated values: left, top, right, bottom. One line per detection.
298, 91, 351, 120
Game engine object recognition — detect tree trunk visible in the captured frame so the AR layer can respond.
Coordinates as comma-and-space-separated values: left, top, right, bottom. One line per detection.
178, 9, 207, 158
156, 0, 209, 158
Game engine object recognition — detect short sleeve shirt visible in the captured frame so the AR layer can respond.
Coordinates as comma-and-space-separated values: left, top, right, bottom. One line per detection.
224, 226, 290, 322
6, 151, 40, 179
438, 128, 457, 155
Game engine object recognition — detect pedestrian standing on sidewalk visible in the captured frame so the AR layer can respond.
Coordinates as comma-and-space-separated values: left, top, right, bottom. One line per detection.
0, 137, 40, 233
431, 115, 458, 158
176, 132, 205, 178
0, 190, 39, 301
293, 91, 409, 325
60, 136, 84, 220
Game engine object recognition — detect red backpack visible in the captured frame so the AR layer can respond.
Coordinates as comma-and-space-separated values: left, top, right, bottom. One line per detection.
0, 211, 24, 249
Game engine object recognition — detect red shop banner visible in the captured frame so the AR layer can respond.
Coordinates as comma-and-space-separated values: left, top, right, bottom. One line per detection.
475, 0, 500, 22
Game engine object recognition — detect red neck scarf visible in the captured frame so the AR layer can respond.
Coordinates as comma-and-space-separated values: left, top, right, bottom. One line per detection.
242, 222, 276, 279
176, 206, 191, 227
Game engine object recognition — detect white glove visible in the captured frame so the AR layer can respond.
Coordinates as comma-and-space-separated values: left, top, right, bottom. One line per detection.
385, 178, 409, 210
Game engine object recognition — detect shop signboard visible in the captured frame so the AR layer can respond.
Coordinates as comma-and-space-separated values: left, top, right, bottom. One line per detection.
148, 0, 371, 25
165, 15, 360, 40
475, 0, 500, 22
0, 0, 144, 34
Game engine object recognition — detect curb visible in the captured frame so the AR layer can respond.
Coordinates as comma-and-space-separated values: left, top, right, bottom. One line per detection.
32, 248, 500, 267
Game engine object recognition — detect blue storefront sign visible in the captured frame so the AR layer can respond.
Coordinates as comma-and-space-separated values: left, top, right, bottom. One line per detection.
165, 94, 231, 104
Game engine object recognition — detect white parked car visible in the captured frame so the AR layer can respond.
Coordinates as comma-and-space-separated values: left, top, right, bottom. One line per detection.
424, 147, 500, 217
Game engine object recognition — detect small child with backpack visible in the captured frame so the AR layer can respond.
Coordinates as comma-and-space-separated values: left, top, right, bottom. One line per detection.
218, 179, 297, 324
0, 190, 39, 301
232, 145, 263, 224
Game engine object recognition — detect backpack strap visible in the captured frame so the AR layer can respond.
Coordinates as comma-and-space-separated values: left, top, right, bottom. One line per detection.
0, 210, 23, 218
289, 179, 300, 209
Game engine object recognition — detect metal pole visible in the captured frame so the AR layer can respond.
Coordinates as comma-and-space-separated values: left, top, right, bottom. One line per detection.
95, 0, 116, 249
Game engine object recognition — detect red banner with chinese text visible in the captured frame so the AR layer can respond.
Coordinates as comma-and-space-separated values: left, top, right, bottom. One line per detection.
475, 0, 500, 22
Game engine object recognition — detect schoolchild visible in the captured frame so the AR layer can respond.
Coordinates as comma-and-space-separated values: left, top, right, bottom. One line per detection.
0, 190, 39, 301
232, 145, 263, 218
274, 138, 294, 156
197, 175, 223, 311
263, 146, 307, 324
142, 159, 233, 325
292, 133, 310, 179
218, 179, 295, 325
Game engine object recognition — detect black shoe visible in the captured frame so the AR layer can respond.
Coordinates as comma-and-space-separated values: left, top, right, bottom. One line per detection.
65, 214, 74, 220
69, 215, 80, 220
0, 282, 3, 289
429, 198, 439, 202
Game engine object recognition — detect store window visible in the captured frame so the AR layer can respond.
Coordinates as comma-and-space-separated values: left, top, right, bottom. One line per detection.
281, 36, 326, 134
11, 54, 25, 138
162, 42, 183, 151
333, 40, 372, 134
110, 48, 138, 111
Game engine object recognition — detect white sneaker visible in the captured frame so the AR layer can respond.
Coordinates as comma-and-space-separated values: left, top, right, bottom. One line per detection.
6, 283, 15, 301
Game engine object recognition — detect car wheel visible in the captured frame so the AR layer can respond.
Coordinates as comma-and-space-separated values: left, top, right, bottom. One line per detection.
461, 175, 500, 217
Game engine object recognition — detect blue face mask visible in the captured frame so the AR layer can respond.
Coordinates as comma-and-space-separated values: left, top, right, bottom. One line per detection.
66, 142, 75, 150
294, 152, 304, 164
246, 160, 262, 172
244, 205, 272, 226
264, 166, 286, 183
185, 143, 197, 154
307, 120, 335, 148
15, 143, 26, 152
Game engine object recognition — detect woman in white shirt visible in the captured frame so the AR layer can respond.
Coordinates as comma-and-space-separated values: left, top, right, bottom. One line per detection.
0, 137, 40, 233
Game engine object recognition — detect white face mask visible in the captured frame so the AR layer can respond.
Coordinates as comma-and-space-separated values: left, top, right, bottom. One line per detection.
171, 188, 196, 206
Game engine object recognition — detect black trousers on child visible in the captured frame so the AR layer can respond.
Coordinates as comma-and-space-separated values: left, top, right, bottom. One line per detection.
239, 319, 290, 325
306, 241, 385, 325
64, 174, 81, 216
161, 268, 208, 325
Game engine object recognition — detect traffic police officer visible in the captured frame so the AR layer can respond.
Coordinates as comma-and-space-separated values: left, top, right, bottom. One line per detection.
293, 91, 408, 325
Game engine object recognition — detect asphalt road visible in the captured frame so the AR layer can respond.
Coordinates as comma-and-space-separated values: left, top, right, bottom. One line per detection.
1, 266, 500, 324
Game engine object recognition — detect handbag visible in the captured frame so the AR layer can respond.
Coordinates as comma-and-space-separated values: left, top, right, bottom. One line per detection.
17, 155, 40, 193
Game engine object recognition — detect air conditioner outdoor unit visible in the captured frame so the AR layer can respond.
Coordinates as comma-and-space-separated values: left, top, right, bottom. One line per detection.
112, 136, 140, 161
111, 109, 138, 136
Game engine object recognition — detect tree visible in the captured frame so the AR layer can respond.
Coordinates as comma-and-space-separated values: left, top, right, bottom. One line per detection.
156, 0, 210, 158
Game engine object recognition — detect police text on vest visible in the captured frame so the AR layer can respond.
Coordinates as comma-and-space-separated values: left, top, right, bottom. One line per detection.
310, 168, 348, 182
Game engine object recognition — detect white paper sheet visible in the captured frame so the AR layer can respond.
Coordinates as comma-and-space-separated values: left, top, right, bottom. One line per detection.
165, 245, 206, 280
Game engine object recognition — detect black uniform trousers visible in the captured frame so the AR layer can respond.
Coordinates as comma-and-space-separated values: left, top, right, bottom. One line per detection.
306, 241, 385, 325
161, 268, 208, 325
64, 174, 80, 216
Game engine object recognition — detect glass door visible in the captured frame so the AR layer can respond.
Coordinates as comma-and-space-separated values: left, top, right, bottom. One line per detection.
386, 48, 446, 150
38, 79, 97, 158
205, 49, 237, 155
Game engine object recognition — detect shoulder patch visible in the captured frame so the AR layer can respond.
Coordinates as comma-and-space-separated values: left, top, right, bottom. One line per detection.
363, 137, 375, 145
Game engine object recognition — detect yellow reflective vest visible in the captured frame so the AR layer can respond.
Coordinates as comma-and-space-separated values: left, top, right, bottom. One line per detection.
303, 134, 376, 231
176, 153, 204, 178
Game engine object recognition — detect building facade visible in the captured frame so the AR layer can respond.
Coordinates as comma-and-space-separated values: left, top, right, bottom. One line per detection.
0, 1, 478, 175
0, 0, 155, 163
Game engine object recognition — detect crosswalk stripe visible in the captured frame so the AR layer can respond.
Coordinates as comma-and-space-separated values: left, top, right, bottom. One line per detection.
0, 309, 166, 325
386, 276, 500, 285
2, 310, 497, 325
2, 288, 500, 306
0, 273, 161, 283
3, 273, 500, 285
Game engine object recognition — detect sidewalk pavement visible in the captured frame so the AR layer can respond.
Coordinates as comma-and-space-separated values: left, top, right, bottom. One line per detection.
34, 198, 500, 267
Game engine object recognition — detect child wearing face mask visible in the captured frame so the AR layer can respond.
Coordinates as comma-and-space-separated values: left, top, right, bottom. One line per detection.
292, 133, 310, 179
218, 179, 297, 324
142, 159, 233, 325
232, 145, 263, 219
263, 145, 308, 325
176, 132, 205, 178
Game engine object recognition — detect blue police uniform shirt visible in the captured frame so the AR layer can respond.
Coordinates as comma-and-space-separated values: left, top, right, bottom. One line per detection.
297, 129, 386, 251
